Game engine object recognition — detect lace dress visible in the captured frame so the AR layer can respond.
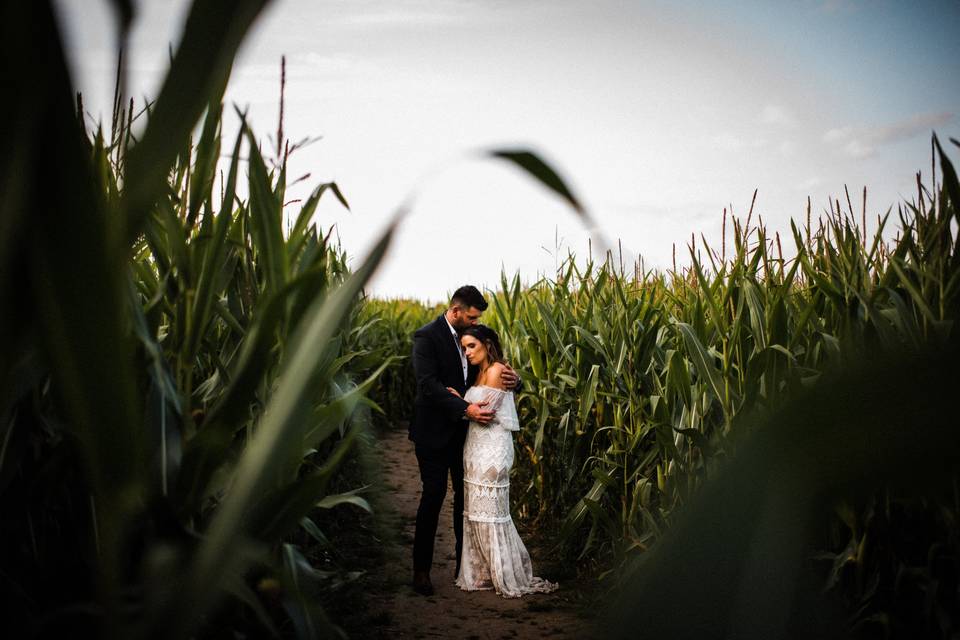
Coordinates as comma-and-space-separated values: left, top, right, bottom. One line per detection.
455, 385, 558, 598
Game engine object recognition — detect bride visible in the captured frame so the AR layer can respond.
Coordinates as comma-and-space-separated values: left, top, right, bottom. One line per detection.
448, 324, 558, 598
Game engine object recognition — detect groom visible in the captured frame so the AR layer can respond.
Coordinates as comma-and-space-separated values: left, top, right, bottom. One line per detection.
409, 285, 519, 596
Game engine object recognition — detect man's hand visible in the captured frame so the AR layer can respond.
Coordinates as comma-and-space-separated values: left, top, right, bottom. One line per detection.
500, 363, 520, 390
466, 402, 494, 424
446, 387, 462, 398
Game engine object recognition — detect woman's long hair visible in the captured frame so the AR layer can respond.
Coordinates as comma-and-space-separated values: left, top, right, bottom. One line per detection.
462, 324, 504, 366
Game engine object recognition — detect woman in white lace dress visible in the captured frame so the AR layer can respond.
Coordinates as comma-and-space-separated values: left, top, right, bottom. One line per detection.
448, 324, 557, 598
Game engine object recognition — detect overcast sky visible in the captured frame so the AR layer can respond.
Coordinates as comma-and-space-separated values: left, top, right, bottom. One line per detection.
55, 0, 960, 302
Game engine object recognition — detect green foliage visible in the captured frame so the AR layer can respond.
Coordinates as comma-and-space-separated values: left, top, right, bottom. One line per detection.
0, 2, 391, 638
0, 6, 592, 638
356, 299, 442, 430
368, 141, 960, 637
485, 142, 960, 637
5, 2, 957, 638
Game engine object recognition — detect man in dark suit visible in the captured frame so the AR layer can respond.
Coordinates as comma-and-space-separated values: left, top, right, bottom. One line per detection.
409, 285, 518, 595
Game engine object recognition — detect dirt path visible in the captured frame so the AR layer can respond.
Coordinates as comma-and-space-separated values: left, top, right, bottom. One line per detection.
363, 427, 597, 639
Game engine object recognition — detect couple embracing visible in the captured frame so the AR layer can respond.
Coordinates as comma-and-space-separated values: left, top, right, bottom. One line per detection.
408, 285, 557, 598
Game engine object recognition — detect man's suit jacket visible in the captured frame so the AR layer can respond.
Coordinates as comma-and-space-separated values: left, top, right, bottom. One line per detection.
409, 314, 478, 449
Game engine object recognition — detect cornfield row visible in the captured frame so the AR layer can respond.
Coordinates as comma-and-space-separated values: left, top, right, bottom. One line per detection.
4, 1, 959, 638
2, 2, 403, 638
492, 171, 956, 554
369, 141, 960, 636
2, 3, 581, 637
511, 151, 960, 635
359, 299, 442, 429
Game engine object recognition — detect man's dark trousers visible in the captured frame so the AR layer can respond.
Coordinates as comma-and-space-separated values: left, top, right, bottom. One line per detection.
413, 432, 466, 573
409, 314, 474, 575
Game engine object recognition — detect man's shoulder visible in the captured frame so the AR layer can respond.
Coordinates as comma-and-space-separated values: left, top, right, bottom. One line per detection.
414, 315, 445, 338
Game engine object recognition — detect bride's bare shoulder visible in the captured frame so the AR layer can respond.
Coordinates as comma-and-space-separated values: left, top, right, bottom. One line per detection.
483, 362, 507, 390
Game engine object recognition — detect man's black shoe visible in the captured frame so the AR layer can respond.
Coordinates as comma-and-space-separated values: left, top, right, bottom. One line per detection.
412, 570, 434, 596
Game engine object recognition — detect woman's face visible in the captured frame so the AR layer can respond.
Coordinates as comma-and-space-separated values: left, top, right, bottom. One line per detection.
461, 334, 488, 366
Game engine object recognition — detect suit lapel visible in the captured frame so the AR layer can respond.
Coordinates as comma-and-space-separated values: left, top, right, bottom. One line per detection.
434, 315, 461, 370
435, 315, 470, 390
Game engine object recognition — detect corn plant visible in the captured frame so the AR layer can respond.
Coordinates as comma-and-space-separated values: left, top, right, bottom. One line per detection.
0, 2, 395, 637
356, 299, 442, 430
481, 140, 960, 636
0, 5, 589, 638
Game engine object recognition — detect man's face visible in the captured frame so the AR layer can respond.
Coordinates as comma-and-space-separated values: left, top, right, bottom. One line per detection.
451, 305, 483, 332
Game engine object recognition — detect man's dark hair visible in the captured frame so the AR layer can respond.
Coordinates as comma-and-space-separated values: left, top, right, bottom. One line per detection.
450, 285, 488, 311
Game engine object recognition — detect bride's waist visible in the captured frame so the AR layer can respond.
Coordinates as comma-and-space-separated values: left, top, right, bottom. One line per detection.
466, 421, 512, 434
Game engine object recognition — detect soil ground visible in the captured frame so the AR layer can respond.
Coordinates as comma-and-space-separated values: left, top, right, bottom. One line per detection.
343, 426, 600, 639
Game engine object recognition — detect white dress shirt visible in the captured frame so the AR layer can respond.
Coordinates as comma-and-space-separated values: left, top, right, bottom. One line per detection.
444, 316, 468, 384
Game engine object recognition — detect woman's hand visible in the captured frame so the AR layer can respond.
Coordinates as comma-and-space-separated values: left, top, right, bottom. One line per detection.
446, 387, 462, 398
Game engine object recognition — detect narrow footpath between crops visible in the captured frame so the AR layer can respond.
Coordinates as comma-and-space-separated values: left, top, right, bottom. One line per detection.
359, 426, 598, 640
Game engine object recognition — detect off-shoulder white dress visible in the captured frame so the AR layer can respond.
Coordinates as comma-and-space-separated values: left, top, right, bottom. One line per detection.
455, 385, 558, 598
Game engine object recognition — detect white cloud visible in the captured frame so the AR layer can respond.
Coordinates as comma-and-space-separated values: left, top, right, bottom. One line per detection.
320, 0, 482, 28
298, 52, 364, 72
823, 112, 954, 158
289, 52, 383, 80
337, 9, 462, 26
843, 139, 874, 159
713, 132, 743, 152
760, 104, 797, 127
234, 63, 287, 80
712, 132, 766, 153
870, 111, 954, 144
823, 126, 853, 143
604, 200, 721, 223
778, 140, 797, 156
